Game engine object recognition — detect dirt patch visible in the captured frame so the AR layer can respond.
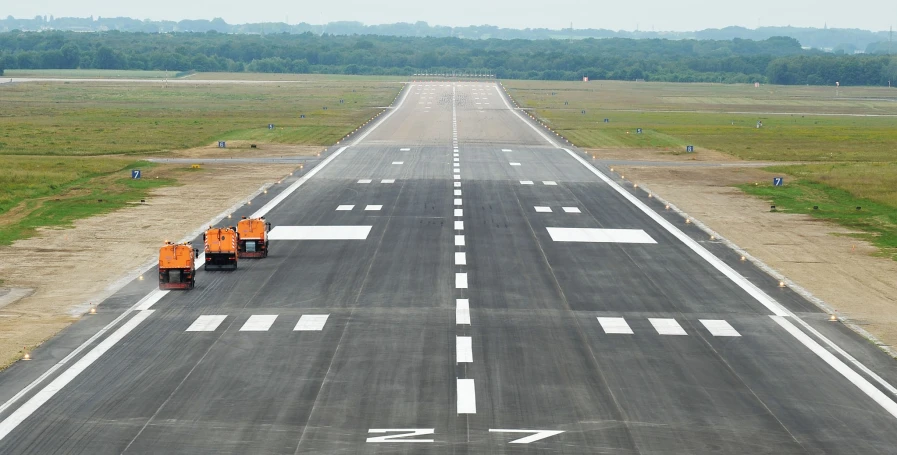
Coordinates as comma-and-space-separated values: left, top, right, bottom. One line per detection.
616, 163, 897, 352
159, 142, 324, 160
584, 147, 740, 162
0, 162, 296, 368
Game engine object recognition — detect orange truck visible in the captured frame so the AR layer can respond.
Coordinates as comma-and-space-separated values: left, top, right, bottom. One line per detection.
158, 242, 198, 290
203, 227, 239, 271
236, 216, 272, 258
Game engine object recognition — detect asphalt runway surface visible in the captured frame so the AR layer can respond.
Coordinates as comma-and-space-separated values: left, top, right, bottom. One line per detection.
2, 81, 897, 454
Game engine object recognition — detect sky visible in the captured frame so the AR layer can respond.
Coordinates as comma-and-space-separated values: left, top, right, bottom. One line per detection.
6, 0, 897, 32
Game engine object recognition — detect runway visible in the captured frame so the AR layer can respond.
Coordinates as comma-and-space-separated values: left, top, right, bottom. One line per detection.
1, 80, 897, 453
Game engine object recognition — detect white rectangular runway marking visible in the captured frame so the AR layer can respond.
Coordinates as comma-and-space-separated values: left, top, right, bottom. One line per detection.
597, 317, 634, 334
454, 153, 459, 157
543, 181, 558, 185
453, 157, 460, 162
453, 163, 460, 167
562, 207, 581, 213
453, 175, 461, 180
454, 182, 461, 187
649, 318, 688, 335
456, 272, 468, 288
453, 169, 460, 174
381, 179, 395, 184
454, 221, 464, 230
520, 180, 534, 185
534, 206, 552, 213
454, 198, 463, 206
457, 336, 473, 363
700, 319, 741, 337
400, 148, 411, 151
510, 162, 521, 166
240, 315, 277, 331
457, 379, 476, 413
357, 179, 372, 184
365, 205, 383, 211
547, 228, 656, 244
294, 314, 329, 331
455, 252, 467, 265
268, 226, 372, 240
454, 189, 462, 196
454, 209, 463, 217
455, 235, 465, 246
456, 299, 470, 325
392, 161, 404, 165
336, 205, 354, 211
186, 315, 227, 332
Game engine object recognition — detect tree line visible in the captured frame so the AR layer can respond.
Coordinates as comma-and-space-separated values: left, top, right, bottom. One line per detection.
1, 31, 895, 85
3, 16, 893, 52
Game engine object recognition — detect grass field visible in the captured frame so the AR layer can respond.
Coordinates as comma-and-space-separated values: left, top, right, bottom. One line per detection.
0, 74, 403, 245
504, 80, 897, 260
4, 69, 183, 79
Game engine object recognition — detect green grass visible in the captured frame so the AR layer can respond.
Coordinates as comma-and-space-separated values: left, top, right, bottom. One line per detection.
4, 69, 182, 79
740, 178, 897, 260
504, 79, 897, 260
0, 79, 402, 156
0, 158, 175, 245
0, 74, 404, 245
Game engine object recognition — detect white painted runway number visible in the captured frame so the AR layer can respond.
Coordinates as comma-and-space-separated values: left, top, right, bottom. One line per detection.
366, 429, 435, 443
489, 429, 565, 444
365, 429, 564, 444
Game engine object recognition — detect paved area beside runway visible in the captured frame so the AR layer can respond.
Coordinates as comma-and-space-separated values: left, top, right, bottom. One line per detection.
1, 81, 897, 454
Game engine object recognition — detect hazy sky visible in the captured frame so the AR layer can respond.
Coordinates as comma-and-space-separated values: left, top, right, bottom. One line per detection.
6, 0, 897, 32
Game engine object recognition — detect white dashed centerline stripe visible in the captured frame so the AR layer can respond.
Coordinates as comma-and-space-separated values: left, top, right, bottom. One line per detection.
455, 235, 465, 246
456, 299, 470, 325
454, 209, 463, 217
454, 221, 464, 230
455, 252, 467, 265
457, 379, 476, 414
456, 273, 468, 289
456, 336, 473, 363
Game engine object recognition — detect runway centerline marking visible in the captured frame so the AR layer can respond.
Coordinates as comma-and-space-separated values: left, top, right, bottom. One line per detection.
454, 221, 464, 230
456, 272, 468, 289
456, 336, 473, 363
456, 299, 470, 325
457, 379, 476, 414
455, 252, 467, 265
455, 235, 465, 246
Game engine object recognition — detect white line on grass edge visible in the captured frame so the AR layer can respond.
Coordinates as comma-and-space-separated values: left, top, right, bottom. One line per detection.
0, 82, 415, 440
494, 82, 897, 418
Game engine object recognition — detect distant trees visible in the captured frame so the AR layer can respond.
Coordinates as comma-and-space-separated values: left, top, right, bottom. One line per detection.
0, 30, 894, 85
